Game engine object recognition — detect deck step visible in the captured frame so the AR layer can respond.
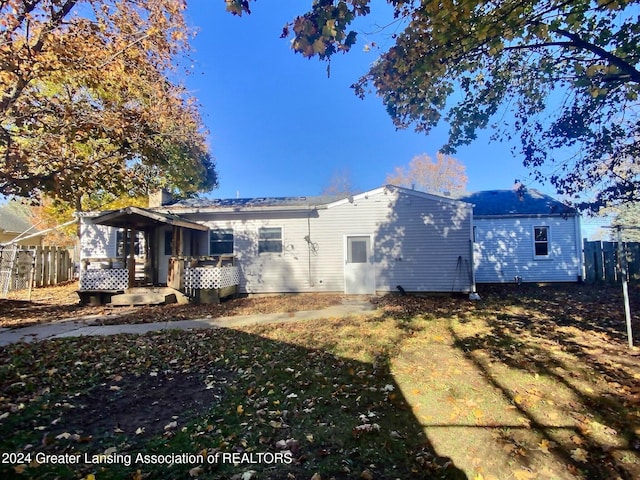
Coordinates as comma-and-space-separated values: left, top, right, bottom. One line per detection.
128, 287, 190, 304
109, 292, 178, 307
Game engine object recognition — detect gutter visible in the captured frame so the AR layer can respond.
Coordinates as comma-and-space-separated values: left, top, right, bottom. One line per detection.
160, 205, 326, 215
473, 213, 578, 219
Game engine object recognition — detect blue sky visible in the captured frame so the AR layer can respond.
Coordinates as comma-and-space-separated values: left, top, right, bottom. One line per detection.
183, 1, 547, 200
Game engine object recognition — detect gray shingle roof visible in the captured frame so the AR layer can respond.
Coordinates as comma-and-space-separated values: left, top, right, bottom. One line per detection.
0, 203, 35, 234
457, 189, 577, 216
166, 195, 345, 210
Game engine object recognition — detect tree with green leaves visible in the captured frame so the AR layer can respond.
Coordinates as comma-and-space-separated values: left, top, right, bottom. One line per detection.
1, 0, 217, 209
228, 0, 640, 211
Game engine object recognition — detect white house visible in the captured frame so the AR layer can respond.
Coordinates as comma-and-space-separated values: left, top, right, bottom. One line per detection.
77, 185, 476, 302
458, 189, 582, 284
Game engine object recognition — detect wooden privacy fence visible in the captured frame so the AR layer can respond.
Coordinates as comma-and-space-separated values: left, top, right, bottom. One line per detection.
0, 245, 74, 294
583, 239, 640, 283
32, 246, 74, 288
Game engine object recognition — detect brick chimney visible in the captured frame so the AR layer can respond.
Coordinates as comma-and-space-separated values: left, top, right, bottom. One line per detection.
148, 189, 173, 208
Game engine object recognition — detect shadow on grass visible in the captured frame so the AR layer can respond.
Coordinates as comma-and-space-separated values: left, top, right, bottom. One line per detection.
0, 327, 467, 479
447, 284, 640, 479
476, 283, 640, 344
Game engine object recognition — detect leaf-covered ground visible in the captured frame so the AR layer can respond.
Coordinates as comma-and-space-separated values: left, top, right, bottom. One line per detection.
0, 282, 345, 329
1, 283, 639, 479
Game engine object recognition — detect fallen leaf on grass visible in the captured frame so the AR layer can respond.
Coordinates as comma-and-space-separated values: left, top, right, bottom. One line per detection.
571, 448, 589, 463
360, 469, 374, 479
189, 466, 204, 477
570, 434, 585, 446
538, 439, 557, 454
513, 469, 536, 480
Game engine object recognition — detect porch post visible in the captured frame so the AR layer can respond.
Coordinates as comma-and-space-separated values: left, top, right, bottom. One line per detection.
172, 226, 180, 256
149, 229, 158, 285
128, 227, 136, 288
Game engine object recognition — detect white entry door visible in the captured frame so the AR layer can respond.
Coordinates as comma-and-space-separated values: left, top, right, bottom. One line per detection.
344, 235, 375, 294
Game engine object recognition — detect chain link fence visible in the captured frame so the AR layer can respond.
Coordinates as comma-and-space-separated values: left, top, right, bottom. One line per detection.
0, 246, 36, 299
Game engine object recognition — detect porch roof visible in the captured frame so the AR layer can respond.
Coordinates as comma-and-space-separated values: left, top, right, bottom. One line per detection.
92, 206, 209, 231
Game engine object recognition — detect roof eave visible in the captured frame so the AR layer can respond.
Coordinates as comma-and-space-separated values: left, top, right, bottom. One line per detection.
93, 207, 209, 231
474, 212, 579, 219
162, 205, 323, 214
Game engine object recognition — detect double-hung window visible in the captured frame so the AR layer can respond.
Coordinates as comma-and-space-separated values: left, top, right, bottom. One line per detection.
258, 227, 283, 254
210, 229, 234, 255
534, 226, 550, 258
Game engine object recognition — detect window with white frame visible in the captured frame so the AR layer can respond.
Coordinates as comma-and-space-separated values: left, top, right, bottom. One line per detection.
210, 229, 234, 255
534, 226, 550, 257
258, 227, 283, 253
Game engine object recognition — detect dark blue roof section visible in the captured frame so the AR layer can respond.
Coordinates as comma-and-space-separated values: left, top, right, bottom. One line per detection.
457, 189, 577, 216
168, 195, 345, 209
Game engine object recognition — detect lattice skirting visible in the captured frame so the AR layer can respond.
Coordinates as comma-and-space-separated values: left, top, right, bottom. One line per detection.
184, 266, 240, 289
79, 269, 128, 290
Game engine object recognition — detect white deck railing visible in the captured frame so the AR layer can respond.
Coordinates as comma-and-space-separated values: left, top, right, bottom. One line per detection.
78, 256, 240, 292
79, 268, 129, 291
184, 266, 240, 289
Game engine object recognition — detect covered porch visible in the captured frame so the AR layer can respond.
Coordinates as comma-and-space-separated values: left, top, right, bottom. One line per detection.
78, 206, 239, 305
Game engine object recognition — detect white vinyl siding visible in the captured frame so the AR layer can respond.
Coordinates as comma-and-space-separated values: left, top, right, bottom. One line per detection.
191, 188, 473, 294
473, 216, 581, 283
79, 217, 119, 259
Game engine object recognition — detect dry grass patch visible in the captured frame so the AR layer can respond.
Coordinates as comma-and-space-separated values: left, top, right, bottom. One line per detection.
0, 282, 345, 329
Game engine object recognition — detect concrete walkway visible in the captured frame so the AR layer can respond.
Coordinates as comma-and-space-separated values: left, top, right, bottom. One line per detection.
0, 299, 377, 347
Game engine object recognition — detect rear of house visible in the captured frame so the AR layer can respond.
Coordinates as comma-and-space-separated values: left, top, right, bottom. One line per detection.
459, 189, 582, 283
77, 185, 475, 299
164, 185, 475, 295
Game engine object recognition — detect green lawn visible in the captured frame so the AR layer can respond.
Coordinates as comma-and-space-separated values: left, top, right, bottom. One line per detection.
1, 284, 639, 479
